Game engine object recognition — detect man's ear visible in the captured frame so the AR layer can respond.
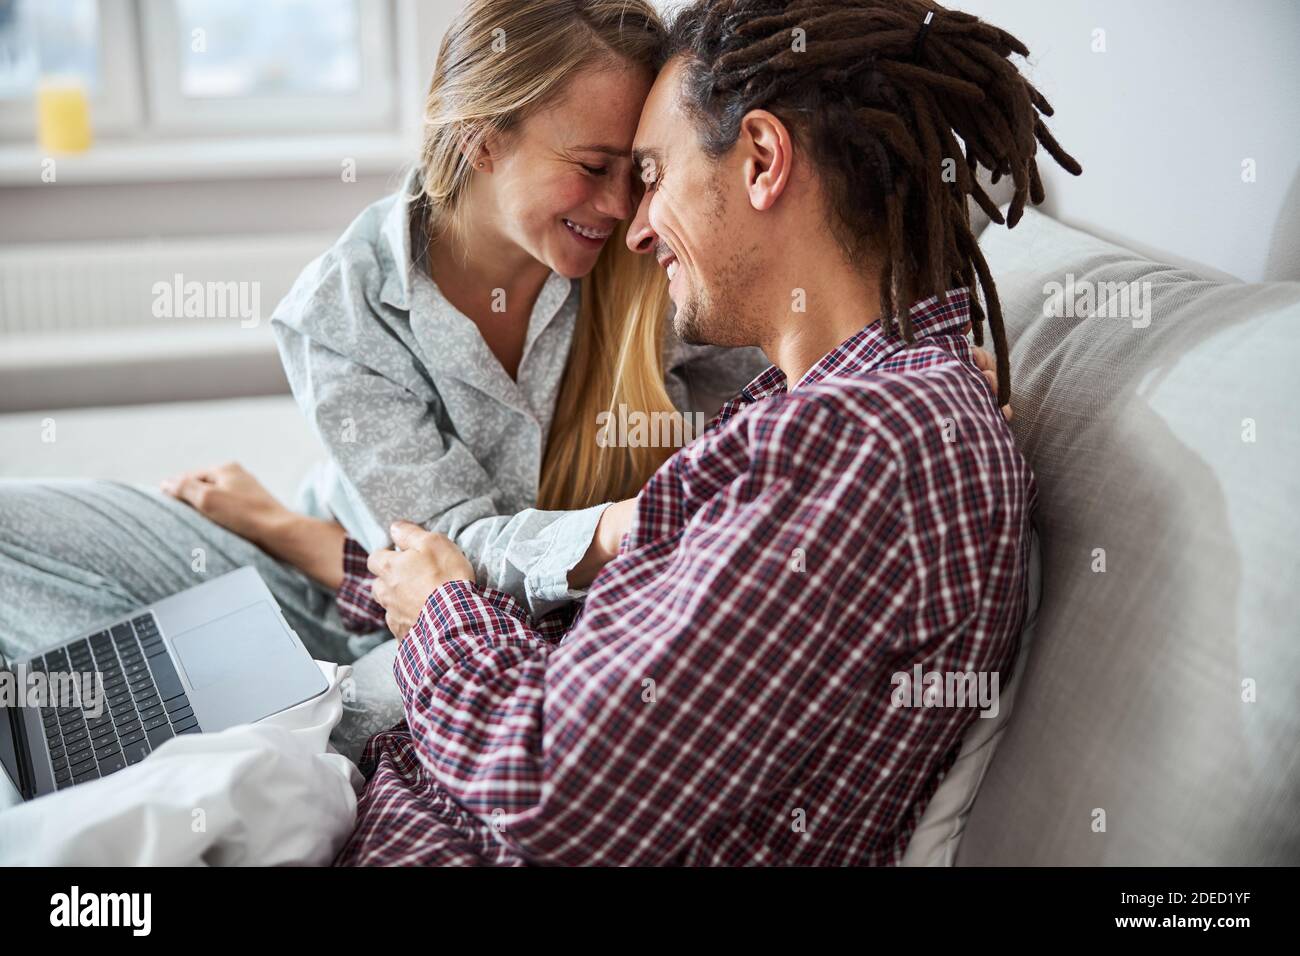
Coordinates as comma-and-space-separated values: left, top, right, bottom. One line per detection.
739, 109, 793, 211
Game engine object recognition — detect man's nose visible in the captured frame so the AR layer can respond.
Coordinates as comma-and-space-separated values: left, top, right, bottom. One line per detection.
626, 191, 656, 255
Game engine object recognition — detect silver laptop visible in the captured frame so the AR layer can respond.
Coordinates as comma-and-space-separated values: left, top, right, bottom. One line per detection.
1, 566, 329, 802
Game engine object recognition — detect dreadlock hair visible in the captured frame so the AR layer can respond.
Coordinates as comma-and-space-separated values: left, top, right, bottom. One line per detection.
661, 0, 1082, 404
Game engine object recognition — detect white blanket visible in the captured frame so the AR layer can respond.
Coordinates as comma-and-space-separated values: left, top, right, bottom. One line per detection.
0, 661, 362, 866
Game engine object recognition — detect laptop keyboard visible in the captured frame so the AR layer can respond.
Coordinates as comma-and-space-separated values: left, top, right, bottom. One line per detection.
32, 612, 201, 790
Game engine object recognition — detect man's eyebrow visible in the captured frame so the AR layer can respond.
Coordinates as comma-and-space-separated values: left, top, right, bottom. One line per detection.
632, 147, 662, 169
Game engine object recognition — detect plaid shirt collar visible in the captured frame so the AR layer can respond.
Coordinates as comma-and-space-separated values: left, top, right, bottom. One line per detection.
719, 287, 973, 420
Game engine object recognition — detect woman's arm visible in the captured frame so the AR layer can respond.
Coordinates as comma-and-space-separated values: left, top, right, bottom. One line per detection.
257, 512, 346, 590
565, 497, 636, 590
664, 339, 770, 423
161, 463, 346, 590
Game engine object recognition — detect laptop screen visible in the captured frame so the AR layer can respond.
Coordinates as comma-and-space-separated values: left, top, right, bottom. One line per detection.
0, 653, 25, 799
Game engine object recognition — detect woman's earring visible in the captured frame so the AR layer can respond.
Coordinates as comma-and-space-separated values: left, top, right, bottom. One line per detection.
476, 161, 485, 169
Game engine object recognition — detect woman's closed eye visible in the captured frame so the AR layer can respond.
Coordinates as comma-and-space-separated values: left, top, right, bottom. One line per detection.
581, 163, 608, 176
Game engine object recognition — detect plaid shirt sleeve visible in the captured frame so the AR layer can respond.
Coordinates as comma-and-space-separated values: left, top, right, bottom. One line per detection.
387, 395, 924, 865
336, 536, 581, 637
336, 536, 387, 633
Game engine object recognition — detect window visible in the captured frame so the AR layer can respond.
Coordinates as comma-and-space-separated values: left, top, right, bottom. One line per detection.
141, 0, 396, 134
0, 0, 98, 97
0, 0, 398, 142
0, 0, 142, 138
177, 0, 362, 98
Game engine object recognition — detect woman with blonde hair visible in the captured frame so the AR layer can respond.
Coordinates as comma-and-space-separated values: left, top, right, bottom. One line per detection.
0, 0, 760, 685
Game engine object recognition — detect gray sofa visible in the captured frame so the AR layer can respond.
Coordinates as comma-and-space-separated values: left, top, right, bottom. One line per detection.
939, 208, 1299, 865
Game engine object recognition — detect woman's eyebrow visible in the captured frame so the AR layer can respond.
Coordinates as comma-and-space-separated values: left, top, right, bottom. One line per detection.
570, 144, 631, 157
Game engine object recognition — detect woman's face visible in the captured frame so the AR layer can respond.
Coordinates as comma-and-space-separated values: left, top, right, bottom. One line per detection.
478, 63, 653, 279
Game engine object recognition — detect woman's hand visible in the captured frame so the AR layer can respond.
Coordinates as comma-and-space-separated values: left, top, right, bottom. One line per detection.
160, 462, 290, 547
160, 462, 347, 590
368, 521, 475, 638
595, 498, 636, 559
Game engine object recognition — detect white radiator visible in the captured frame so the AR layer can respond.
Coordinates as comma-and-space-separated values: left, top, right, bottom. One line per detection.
0, 233, 336, 411
0, 233, 335, 336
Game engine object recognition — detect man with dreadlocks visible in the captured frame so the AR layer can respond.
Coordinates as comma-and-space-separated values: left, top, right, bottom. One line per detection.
337, 0, 1080, 867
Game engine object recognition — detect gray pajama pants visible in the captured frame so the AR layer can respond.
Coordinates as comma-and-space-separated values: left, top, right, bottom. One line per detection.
0, 479, 401, 757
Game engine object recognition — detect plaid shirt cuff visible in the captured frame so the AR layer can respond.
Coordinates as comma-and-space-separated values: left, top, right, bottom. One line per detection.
337, 536, 387, 633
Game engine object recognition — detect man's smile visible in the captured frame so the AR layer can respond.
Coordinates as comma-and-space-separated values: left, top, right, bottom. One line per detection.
655, 242, 680, 281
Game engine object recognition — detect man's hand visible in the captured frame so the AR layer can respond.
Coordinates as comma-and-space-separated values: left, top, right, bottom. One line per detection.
971, 345, 1013, 422
367, 521, 475, 639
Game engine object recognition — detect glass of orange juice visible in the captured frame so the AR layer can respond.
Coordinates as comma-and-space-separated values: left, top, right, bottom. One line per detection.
36, 80, 93, 153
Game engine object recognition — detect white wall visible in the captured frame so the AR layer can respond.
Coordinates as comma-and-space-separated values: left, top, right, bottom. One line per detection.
950, 0, 1300, 282
0, 173, 403, 244
656, 0, 1299, 282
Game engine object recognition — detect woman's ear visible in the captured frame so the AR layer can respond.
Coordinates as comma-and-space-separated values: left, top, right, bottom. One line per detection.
459, 128, 494, 172
739, 109, 793, 212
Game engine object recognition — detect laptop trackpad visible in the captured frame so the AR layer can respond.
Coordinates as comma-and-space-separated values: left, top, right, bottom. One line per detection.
169, 600, 320, 729
171, 601, 296, 692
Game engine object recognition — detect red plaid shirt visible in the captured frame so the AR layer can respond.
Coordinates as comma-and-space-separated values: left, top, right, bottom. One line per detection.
334, 288, 1035, 866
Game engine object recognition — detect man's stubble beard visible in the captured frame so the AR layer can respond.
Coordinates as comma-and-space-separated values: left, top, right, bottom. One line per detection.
673, 240, 764, 349
671, 171, 766, 349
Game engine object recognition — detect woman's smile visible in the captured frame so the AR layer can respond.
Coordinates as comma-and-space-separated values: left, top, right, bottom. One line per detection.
562, 217, 614, 247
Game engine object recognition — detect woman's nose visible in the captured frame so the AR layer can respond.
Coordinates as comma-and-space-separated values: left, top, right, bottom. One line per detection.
595, 174, 635, 222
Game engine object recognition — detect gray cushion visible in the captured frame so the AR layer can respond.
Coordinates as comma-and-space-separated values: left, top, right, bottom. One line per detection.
956, 208, 1300, 865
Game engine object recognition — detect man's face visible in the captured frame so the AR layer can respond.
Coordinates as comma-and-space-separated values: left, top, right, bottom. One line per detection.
626, 58, 763, 348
